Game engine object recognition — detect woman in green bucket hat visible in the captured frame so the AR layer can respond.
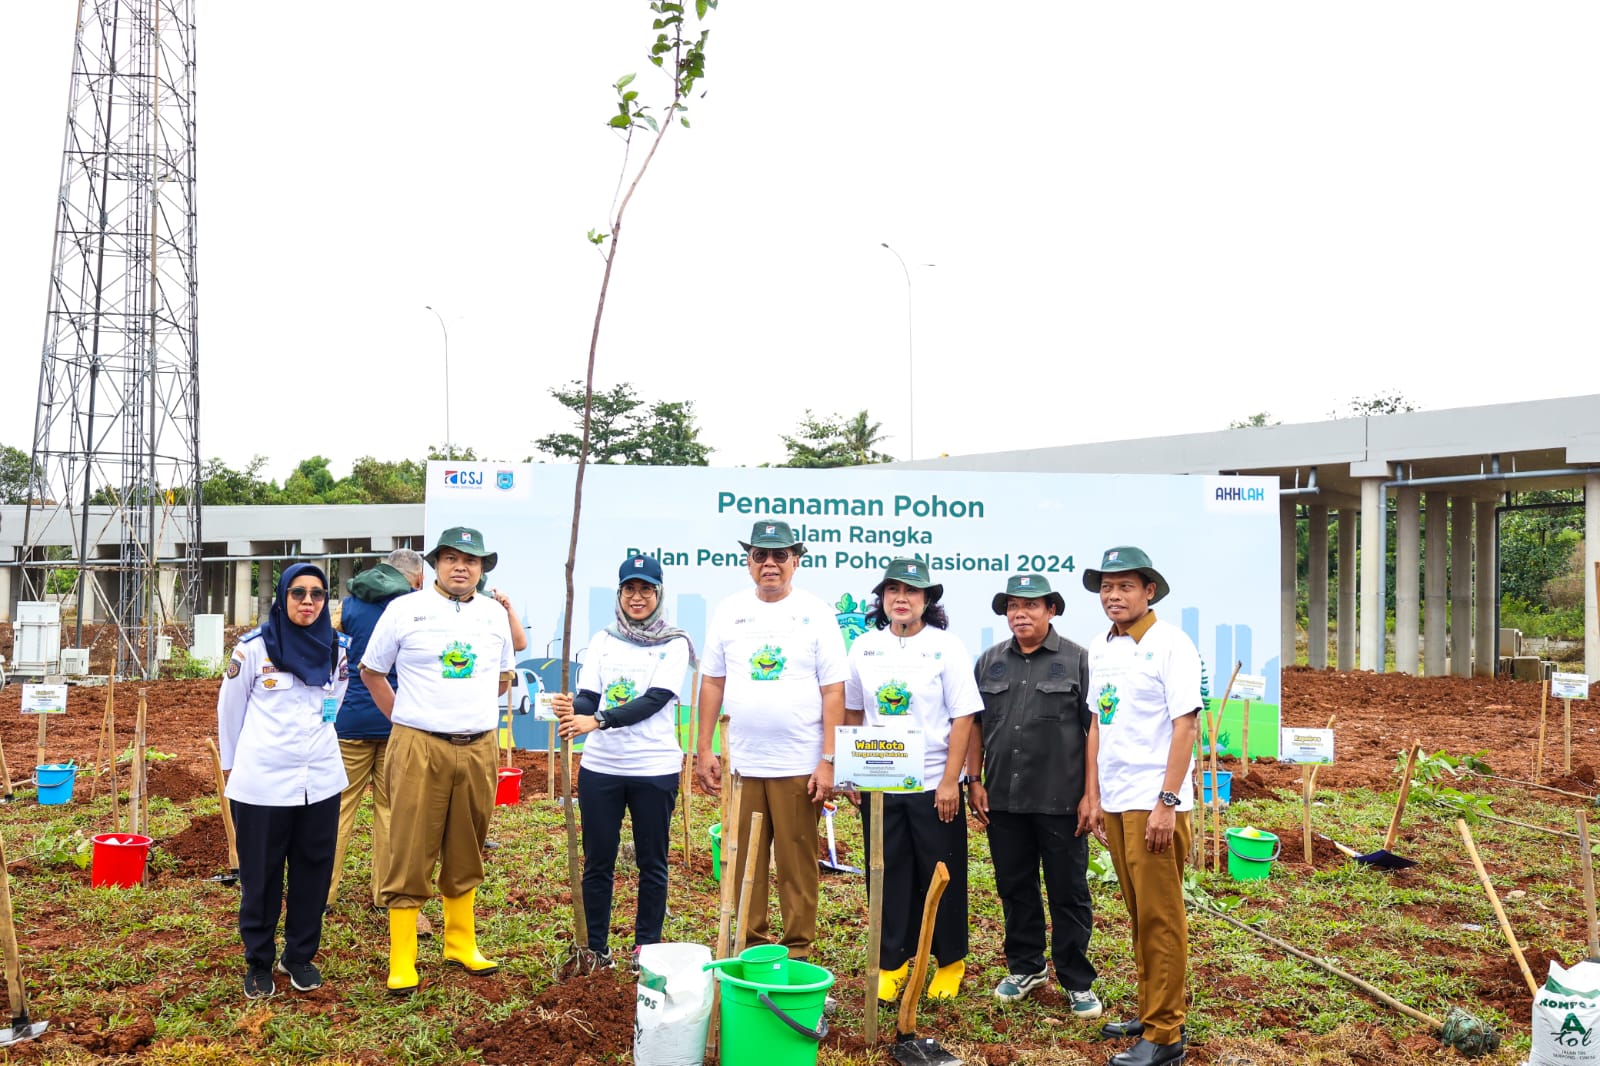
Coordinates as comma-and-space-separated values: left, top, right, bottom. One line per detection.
843, 557, 983, 1003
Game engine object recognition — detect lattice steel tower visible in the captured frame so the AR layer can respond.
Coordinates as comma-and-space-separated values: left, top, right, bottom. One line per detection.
21, 0, 201, 679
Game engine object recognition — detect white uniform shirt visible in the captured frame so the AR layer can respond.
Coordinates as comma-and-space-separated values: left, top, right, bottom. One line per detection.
361, 587, 515, 734
217, 628, 351, 806
574, 630, 691, 778
1088, 614, 1204, 814
702, 586, 850, 777
844, 626, 983, 786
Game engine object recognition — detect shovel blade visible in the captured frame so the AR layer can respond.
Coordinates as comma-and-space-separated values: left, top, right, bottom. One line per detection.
891, 1036, 962, 1066
818, 859, 863, 875
1354, 849, 1417, 870
0, 1020, 48, 1046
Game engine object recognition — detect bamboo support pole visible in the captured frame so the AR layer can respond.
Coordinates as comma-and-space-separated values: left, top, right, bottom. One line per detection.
733, 812, 764, 959
1384, 743, 1422, 851
1537, 680, 1549, 783
1578, 811, 1599, 960
1565, 698, 1574, 775
1239, 698, 1252, 779
1457, 818, 1540, 998
1302, 765, 1314, 865
865, 791, 886, 1046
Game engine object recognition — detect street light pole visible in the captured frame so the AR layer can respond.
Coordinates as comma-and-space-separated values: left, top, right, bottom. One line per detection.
424, 305, 451, 459
880, 243, 932, 461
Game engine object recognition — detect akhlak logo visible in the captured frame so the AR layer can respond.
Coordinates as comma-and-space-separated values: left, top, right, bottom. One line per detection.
1097, 683, 1120, 725
765, 525, 776, 536
905, 563, 919, 576
1019, 576, 1032, 587
1107, 551, 1119, 562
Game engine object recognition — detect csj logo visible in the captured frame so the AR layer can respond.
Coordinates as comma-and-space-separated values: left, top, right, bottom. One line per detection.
443, 469, 485, 489
1202, 476, 1274, 514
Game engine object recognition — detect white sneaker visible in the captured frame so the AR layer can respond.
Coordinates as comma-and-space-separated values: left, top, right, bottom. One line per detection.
993, 969, 1049, 1002
1068, 988, 1103, 1019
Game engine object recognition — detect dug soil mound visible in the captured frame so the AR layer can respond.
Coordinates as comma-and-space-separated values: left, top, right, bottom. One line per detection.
457, 970, 636, 1065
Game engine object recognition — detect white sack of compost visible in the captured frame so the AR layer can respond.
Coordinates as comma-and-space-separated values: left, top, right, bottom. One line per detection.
1530, 958, 1600, 1065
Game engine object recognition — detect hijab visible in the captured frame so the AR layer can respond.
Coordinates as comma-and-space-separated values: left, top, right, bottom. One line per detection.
607, 582, 698, 667
262, 561, 339, 688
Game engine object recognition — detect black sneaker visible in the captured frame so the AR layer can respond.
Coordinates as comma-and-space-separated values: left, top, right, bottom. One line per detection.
275, 959, 323, 992
244, 966, 276, 999
593, 949, 615, 971
628, 946, 643, 975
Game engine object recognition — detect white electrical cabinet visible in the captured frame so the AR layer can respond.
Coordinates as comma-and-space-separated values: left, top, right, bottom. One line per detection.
15, 602, 62, 675
192, 614, 224, 668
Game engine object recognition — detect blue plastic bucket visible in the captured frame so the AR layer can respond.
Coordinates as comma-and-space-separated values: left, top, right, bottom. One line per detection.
1202, 770, 1232, 806
36, 763, 77, 805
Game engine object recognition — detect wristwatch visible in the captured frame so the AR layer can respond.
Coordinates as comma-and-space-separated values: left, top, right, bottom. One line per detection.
819, 753, 835, 765
594, 710, 613, 730
1158, 790, 1181, 808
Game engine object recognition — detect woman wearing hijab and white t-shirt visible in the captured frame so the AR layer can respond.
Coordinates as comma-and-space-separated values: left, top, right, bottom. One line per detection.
552, 554, 695, 972
217, 562, 350, 1000
845, 557, 983, 1003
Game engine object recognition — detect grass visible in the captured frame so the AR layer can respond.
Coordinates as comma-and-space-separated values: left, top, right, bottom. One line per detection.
0, 758, 1571, 1064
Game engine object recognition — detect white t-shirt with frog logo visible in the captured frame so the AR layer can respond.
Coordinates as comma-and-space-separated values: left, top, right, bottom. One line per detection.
574, 630, 691, 778
844, 626, 982, 787
361, 588, 515, 735
1088, 615, 1204, 814
702, 587, 850, 777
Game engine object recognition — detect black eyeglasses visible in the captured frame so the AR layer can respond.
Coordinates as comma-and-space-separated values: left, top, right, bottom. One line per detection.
749, 548, 794, 564
287, 587, 327, 602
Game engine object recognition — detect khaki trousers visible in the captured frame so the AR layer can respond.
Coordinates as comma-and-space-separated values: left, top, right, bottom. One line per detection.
328, 738, 391, 908
731, 774, 820, 958
380, 724, 496, 909
1103, 809, 1191, 1045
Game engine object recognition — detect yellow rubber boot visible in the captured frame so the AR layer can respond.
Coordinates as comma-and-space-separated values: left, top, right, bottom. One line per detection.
441, 890, 498, 975
387, 908, 420, 994
877, 961, 910, 1004
926, 958, 965, 999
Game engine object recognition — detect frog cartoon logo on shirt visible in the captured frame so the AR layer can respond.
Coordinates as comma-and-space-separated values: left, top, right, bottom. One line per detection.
1097, 682, 1120, 725
440, 642, 477, 679
875, 680, 912, 716
750, 645, 786, 680
604, 678, 638, 709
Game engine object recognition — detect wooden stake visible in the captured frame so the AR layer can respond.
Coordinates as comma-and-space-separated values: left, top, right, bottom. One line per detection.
107, 695, 121, 834
90, 682, 114, 803
1308, 714, 1336, 793
135, 691, 150, 840
706, 774, 743, 1062
559, 732, 585, 957
1191, 723, 1207, 871
733, 811, 764, 960
865, 791, 885, 1046
206, 737, 239, 871
680, 754, 692, 870
547, 720, 556, 798
1239, 698, 1251, 779
0, 829, 38, 1038
503, 688, 515, 769
718, 714, 732, 834
1457, 818, 1540, 997
1208, 702, 1223, 874
1537, 680, 1549, 784
1577, 811, 1600, 960
1302, 765, 1314, 865
1384, 743, 1422, 852
36, 715, 48, 775
1565, 697, 1573, 775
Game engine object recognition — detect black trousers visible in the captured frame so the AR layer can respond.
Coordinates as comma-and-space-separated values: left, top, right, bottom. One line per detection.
986, 808, 1097, 991
860, 788, 969, 970
578, 766, 679, 954
231, 793, 340, 970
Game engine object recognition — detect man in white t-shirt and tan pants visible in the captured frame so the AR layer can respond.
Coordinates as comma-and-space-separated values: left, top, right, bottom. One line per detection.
1083, 546, 1202, 1066
359, 526, 516, 995
695, 520, 848, 959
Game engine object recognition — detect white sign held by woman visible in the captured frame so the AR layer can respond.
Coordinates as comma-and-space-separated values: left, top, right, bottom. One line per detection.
834, 723, 925, 792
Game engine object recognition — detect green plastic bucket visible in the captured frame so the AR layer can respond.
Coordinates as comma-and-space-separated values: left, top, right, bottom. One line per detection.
709, 823, 722, 882
704, 946, 834, 1066
1225, 827, 1280, 881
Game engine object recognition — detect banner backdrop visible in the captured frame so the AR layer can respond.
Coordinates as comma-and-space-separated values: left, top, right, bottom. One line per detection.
424, 462, 1282, 754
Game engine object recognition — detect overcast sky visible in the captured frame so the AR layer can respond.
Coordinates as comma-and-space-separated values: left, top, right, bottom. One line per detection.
2, 3, 1597, 483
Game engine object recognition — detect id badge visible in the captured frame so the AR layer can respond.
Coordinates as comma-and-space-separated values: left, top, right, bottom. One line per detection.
322, 697, 339, 723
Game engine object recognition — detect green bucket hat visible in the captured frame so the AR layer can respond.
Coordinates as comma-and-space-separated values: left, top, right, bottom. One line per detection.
738, 519, 806, 555
871, 557, 943, 605
424, 526, 498, 573
1082, 545, 1169, 604
991, 574, 1065, 616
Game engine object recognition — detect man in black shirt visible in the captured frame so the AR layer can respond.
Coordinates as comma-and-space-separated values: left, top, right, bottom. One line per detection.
967, 574, 1102, 1018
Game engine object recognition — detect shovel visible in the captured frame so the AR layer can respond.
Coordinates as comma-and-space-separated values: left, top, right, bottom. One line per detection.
1355, 743, 1419, 870
819, 801, 861, 875
0, 824, 48, 1046
204, 738, 240, 885
891, 862, 961, 1066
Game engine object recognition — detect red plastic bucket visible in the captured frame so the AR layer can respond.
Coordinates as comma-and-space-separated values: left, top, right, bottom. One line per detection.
91, 833, 153, 888
495, 767, 524, 806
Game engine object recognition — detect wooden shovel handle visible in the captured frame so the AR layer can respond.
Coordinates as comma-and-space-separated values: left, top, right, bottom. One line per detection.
1457, 818, 1540, 997
206, 738, 239, 869
0, 828, 27, 1019
896, 861, 951, 1038
1384, 743, 1421, 851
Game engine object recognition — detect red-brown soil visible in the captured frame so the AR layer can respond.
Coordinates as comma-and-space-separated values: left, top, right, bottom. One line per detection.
0, 666, 1593, 1064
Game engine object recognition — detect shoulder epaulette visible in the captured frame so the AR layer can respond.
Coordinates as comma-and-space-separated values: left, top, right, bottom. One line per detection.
239, 627, 263, 643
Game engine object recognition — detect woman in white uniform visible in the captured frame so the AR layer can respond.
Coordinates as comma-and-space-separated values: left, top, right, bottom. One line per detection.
845, 557, 983, 1002
553, 554, 694, 971
217, 562, 350, 999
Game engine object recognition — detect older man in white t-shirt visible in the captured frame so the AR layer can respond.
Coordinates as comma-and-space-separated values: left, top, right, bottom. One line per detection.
695, 520, 848, 958
360, 526, 515, 995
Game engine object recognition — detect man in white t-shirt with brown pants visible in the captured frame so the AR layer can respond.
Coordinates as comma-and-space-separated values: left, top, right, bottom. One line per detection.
695, 520, 848, 958
1083, 546, 1202, 1066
